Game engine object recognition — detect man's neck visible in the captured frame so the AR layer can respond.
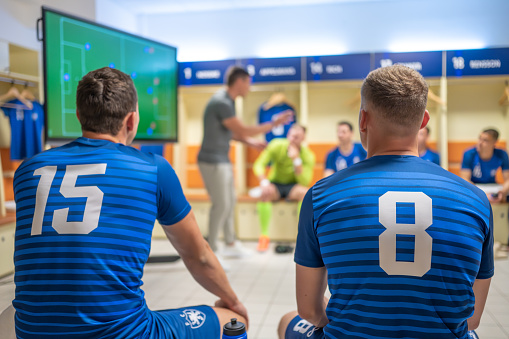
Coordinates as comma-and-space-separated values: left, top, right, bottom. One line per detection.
478, 148, 495, 161
82, 131, 125, 145
226, 87, 238, 101
418, 145, 428, 157
338, 142, 353, 155
366, 135, 419, 158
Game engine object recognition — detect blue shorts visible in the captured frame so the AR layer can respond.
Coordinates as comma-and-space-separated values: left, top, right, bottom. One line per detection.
150, 305, 220, 339
285, 315, 324, 339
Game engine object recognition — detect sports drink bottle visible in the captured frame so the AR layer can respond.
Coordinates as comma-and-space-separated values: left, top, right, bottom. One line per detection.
222, 318, 247, 339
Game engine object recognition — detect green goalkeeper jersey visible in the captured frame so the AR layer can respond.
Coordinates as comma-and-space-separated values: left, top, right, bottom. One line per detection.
253, 138, 315, 186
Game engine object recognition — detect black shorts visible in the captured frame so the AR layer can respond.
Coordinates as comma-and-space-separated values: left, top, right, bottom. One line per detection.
273, 182, 296, 199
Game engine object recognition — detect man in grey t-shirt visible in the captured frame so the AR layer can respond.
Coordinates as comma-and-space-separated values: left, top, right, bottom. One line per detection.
198, 66, 292, 260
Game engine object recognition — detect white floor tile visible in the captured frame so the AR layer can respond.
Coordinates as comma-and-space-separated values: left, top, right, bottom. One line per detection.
2, 239, 509, 338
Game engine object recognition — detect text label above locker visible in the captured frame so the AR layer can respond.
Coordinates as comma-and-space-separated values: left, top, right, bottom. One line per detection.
446, 48, 509, 77
307, 54, 371, 81
373, 51, 443, 78
178, 59, 238, 86
240, 57, 302, 83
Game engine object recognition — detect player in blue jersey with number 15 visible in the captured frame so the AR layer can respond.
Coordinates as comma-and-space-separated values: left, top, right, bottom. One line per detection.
12, 67, 247, 339
279, 65, 493, 339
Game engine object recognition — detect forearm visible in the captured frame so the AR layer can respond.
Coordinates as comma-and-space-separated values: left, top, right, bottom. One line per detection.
468, 278, 491, 330
238, 122, 273, 138
501, 179, 509, 195
183, 242, 239, 307
323, 169, 334, 178
253, 150, 271, 177
299, 297, 329, 328
296, 165, 314, 186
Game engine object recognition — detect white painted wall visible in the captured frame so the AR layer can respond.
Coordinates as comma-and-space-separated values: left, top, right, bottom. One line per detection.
0, 0, 97, 50
95, 0, 138, 35
138, 0, 509, 61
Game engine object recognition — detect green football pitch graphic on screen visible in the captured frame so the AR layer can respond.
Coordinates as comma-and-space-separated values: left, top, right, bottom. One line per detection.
44, 9, 178, 141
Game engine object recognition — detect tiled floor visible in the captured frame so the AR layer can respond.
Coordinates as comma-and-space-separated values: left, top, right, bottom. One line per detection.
1, 240, 508, 339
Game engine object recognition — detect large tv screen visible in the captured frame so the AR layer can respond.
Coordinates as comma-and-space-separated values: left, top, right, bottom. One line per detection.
42, 7, 178, 143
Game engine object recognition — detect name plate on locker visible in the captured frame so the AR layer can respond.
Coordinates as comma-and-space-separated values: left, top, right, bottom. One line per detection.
447, 48, 509, 77
240, 57, 302, 83
178, 59, 238, 86
306, 54, 371, 81
373, 51, 443, 77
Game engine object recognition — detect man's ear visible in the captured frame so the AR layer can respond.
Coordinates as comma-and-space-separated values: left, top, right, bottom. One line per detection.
76, 110, 81, 122
125, 112, 136, 132
359, 109, 368, 133
420, 110, 430, 129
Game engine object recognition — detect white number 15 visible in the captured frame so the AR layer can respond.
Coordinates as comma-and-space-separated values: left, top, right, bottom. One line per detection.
31, 164, 107, 235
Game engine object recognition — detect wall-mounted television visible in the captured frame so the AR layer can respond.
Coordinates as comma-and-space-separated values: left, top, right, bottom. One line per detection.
42, 7, 178, 143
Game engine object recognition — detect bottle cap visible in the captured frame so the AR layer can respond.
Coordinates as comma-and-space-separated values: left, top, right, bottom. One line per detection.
223, 318, 246, 336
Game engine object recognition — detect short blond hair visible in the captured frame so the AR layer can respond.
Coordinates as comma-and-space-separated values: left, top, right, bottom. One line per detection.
361, 65, 428, 128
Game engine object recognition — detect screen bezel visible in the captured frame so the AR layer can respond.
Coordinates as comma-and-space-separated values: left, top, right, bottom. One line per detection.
41, 6, 179, 144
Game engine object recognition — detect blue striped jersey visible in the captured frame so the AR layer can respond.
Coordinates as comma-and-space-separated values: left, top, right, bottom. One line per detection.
13, 137, 191, 338
419, 148, 441, 166
461, 147, 509, 184
325, 143, 367, 173
295, 155, 494, 339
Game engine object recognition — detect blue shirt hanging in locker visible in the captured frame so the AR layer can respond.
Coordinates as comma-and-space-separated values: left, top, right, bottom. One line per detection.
2, 99, 44, 160
258, 103, 295, 142
295, 155, 494, 339
461, 147, 509, 183
420, 149, 440, 166
325, 143, 367, 173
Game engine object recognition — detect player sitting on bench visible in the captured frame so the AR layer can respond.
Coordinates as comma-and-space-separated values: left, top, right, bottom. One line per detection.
253, 124, 315, 252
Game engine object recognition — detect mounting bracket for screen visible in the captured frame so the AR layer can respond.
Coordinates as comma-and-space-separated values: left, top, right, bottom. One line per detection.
36, 18, 43, 42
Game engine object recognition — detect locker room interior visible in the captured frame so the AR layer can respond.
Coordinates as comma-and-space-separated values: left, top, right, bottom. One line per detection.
0, 1, 508, 338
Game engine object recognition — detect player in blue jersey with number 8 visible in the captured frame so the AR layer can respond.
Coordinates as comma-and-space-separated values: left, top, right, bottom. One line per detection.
11, 67, 247, 339
279, 64, 493, 339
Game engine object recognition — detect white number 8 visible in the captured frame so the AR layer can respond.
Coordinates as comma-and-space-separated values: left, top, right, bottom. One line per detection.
379, 191, 433, 277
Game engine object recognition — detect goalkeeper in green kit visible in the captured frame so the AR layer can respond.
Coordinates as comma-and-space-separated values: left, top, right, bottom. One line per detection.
252, 124, 315, 251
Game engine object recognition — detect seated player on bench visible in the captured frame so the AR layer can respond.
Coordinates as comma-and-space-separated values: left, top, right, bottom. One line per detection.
460, 128, 509, 203
279, 65, 492, 339
12, 67, 247, 339
323, 121, 367, 178
253, 124, 315, 252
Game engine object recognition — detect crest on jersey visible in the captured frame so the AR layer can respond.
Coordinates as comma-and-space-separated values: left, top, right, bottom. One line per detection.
180, 309, 206, 329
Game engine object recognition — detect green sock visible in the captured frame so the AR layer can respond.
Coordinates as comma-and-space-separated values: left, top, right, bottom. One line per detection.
257, 202, 272, 236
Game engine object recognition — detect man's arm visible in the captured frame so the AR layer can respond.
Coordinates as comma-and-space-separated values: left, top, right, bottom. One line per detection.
294, 148, 316, 186
323, 169, 334, 178
161, 211, 248, 322
223, 110, 293, 139
460, 151, 474, 183
460, 169, 473, 183
296, 264, 329, 328
500, 170, 509, 197
467, 278, 491, 330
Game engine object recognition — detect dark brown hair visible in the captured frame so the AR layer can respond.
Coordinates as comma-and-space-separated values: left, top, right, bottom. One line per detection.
361, 64, 428, 128
225, 66, 250, 87
338, 121, 353, 131
483, 128, 499, 141
76, 67, 138, 135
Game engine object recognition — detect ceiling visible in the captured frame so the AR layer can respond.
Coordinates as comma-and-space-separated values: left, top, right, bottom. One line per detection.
106, 0, 383, 15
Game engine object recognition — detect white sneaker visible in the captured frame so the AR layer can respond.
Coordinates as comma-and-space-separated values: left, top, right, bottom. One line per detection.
214, 254, 231, 271
221, 241, 253, 258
